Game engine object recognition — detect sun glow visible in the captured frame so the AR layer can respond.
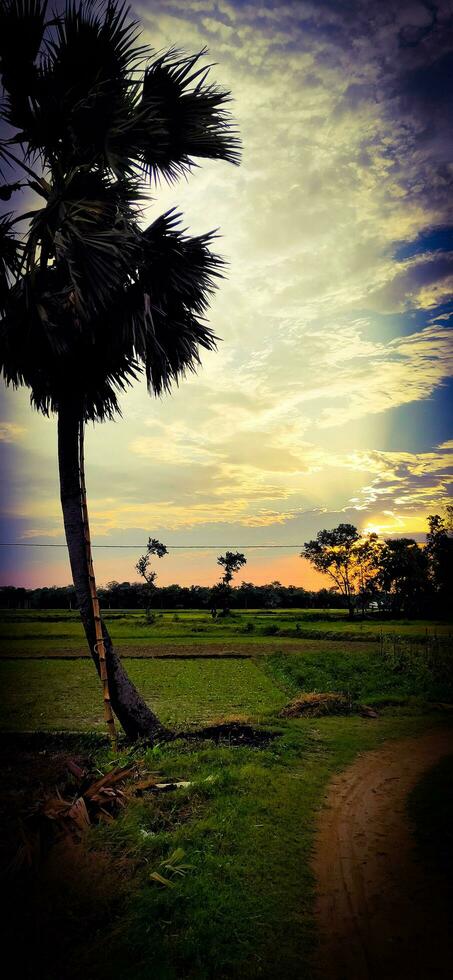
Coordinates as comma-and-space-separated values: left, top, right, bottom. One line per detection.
362, 523, 383, 536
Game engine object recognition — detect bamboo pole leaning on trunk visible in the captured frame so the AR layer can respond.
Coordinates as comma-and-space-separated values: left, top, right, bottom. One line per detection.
79, 423, 117, 749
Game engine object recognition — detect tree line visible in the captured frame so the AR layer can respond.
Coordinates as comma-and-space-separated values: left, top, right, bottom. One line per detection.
301, 509, 452, 619
0, 581, 344, 611
2, 507, 451, 618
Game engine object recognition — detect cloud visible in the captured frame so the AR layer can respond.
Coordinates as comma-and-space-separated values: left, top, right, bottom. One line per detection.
0, 422, 26, 443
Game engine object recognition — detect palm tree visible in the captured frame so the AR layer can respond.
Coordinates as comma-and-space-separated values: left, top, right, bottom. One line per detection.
0, 0, 239, 741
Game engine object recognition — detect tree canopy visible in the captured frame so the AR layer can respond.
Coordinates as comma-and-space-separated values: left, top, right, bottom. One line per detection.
0, 0, 240, 420
217, 551, 247, 586
302, 524, 380, 618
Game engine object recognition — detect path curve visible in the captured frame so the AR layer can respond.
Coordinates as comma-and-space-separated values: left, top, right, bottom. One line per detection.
313, 729, 453, 980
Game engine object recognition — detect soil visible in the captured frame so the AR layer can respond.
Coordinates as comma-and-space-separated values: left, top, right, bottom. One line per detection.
313, 729, 453, 980
177, 721, 278, 746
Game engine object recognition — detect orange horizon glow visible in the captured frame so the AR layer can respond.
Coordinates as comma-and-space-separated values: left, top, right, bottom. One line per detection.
0, 552, 329, 592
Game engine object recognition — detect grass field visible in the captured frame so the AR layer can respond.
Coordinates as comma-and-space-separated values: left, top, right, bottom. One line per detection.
1, 608, 452, 734
2, 639, 452, 733
1, 608, 451, 659
2, 608, 453, 979
1, 608, 452, 732
81, 714, 453, 980
0, 658, 287, 731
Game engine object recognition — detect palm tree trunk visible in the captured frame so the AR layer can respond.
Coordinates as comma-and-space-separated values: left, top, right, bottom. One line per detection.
79, 421, 117, 748
57, 399, 167, 742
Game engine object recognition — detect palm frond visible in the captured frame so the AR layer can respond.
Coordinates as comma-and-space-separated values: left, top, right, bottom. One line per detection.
0, 212, 22, 313
4, 1, 149, 170
1, 205, 223, 419
0, 0, 47, 132
0, 180, 25, 200
23, 168, 142, 314
55, 205, 139, 318
0, 265, 141, 421
139, 49, 241, 182
0, 1, 239, 422
135, 209, 222, 394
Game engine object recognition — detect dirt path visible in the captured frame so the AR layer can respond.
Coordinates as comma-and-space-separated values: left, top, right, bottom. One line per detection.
313, 729, 453, 980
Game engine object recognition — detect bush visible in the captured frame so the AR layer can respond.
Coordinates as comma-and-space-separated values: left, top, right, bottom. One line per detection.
262, 624, 279, 636
240, 622, 255, 634
381, 635, 453, 696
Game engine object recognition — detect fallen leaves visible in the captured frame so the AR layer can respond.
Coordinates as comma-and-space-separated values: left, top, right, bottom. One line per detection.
8, 758, 192, 874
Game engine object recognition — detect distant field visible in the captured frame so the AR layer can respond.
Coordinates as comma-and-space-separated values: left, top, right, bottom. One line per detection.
0, 608, 450, 659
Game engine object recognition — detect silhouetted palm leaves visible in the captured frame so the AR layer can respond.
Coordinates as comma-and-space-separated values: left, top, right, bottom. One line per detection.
0, 0, 240, 419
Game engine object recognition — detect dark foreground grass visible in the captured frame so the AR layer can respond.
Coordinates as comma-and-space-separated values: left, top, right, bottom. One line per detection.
5, 713, 453, 980
3, 626, 453, 978
408, 753, 453, 888
94, 715, 442, 980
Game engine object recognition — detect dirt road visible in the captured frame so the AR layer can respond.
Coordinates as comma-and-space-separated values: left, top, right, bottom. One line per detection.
313, 729, 453, 980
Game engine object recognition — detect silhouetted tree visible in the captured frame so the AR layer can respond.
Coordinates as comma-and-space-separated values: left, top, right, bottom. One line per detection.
426, 508, 453, 617
376, 538, 430, 617
0, 0, 239, 739
135, 538, 168, 621
237, 581, 258, 609
302, 524, 380, 618
211, 551, 247, 614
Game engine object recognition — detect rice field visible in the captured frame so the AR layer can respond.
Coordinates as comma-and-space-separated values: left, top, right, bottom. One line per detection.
0, 608, 450, 660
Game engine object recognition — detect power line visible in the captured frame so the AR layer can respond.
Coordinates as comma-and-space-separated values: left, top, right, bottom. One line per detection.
0, 542, 303, 549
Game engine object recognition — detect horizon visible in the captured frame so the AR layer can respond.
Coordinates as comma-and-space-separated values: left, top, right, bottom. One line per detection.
0, 513, 440, 591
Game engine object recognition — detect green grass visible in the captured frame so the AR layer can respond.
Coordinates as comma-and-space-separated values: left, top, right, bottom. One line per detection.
2, 619, 452, 732
264, 644, 453, 705
0, 658, 286, 731
1, 608, 451, 658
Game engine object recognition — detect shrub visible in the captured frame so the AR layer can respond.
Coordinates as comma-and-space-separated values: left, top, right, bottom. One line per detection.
241, 622, 255, 634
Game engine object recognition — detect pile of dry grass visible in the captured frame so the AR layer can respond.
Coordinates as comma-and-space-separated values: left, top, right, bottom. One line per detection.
280, 692, 378, 719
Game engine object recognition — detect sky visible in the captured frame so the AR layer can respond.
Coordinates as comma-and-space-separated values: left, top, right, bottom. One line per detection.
1, 0, 453, 589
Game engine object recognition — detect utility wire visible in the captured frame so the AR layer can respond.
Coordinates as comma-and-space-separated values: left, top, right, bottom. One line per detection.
0, 542, 303, 549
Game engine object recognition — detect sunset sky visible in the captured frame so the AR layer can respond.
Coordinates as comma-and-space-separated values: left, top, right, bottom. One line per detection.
1, 0, 452, 589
